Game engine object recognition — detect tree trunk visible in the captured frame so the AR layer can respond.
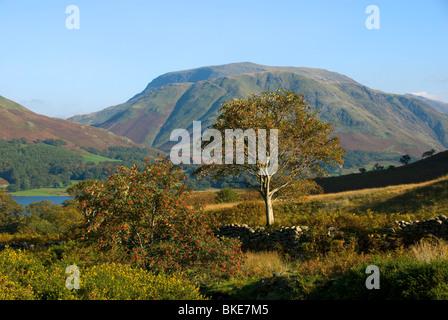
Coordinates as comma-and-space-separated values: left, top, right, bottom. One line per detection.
264, 194, 274, 226
260, 175, 274, 226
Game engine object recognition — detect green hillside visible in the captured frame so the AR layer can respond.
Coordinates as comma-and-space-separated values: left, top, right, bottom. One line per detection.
0, 140, 164, 192
405, 93, 448, 115
0, 95, 27, 111
68, 63, 448, 169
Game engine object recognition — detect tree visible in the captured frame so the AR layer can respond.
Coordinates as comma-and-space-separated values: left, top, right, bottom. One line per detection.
373, 163, 384, 171
422, 149, 436, 159
196, 90, 345, 226
69, 158, 243, 274
399, 154, 411, 165
0, 190, 24, 233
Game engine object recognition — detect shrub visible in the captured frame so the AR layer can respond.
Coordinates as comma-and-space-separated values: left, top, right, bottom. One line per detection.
318, 256, 448, 299
78, 263, 204, 300
70, 158, 244, 276
215, 188, 241, 204
0, 190, 23, 234
0, 246, 205, 300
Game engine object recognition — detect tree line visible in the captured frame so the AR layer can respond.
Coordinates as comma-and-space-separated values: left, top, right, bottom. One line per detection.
0, 141, 155, 192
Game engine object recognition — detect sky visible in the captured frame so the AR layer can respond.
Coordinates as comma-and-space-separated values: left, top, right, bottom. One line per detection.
0, 0, 447, 118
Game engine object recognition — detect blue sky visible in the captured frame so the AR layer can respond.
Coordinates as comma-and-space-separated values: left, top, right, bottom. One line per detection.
0, 0, 447, 118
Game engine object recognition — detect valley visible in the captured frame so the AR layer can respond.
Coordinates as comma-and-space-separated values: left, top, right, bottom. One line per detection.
1, 62, 448, 303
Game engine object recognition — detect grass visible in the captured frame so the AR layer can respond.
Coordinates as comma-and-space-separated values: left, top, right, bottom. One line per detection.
4, 173, 448, 300
7, 181, 80, 196
196, 174, 448, 222
410, 238, 448, 263
243, 251, 289, 277
191, 175, 448, 299
81, 154, 121, 164
8, 187, 69, 197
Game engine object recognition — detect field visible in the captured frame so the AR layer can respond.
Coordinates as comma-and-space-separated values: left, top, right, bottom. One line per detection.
81, 154, 121, 164
188, 174, 448, 299
7, 181, 79, 196
2, 172, 448, 300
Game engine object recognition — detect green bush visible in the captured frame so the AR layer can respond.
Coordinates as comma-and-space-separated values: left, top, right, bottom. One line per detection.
215, 187, 241, 204
318, 256, 448, 300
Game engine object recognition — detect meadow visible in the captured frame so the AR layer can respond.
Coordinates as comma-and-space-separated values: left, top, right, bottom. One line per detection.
1, 174, 448, 300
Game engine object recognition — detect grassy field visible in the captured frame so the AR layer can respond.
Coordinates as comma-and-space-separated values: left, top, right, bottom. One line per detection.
81, 154, 121, 164
6, 181, 80, 196
191, 173, 448, 219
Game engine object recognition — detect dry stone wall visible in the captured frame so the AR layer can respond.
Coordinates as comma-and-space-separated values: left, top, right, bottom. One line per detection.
215, 224, 309, 250
217, 215, 448, 251
390, 215, 448, 242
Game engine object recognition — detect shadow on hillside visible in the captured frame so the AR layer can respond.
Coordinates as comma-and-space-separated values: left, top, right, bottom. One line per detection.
357, 178, 448, 214
317, 151, 448, 194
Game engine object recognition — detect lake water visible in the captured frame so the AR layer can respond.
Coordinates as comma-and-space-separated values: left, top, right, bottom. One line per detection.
12, 196, 73, 207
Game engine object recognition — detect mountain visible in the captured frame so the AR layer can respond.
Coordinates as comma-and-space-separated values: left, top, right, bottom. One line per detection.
0, 95, 139, 151
0, 95, 167, 192
405, 93, 448, 115
68, 62, 448, 164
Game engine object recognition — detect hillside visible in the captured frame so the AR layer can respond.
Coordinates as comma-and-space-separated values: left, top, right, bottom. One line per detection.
316, 150, 448, 193
68, 63, 448, 166
0, 95, 166, 191
0, 95, 139, 151
405, 93, 448, 115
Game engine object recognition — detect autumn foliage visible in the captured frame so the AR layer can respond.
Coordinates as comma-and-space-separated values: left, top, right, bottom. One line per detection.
70, 158, 243, 275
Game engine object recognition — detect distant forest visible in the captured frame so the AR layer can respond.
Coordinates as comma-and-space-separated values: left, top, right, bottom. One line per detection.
0, 138, 410, 192
0, 140, 154, 192
0, 139, 228, 192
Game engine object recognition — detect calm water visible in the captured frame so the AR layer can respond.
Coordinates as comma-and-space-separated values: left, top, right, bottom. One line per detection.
12, 196, 73, 207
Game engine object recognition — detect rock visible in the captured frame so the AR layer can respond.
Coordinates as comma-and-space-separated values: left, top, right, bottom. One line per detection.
273, 271, 287, 277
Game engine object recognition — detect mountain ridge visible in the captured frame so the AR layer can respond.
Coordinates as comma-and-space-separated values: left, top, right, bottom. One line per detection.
0, 95, 140, 151
67, 62, 448, 162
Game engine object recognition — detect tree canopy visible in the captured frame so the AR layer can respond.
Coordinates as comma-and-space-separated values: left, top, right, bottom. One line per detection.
196, 89, 345, 226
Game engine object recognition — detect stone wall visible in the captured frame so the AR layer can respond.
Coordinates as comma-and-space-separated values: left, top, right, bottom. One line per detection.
217, 215, 448, 251
391, 215, 448, 242
215, 224, 308, 250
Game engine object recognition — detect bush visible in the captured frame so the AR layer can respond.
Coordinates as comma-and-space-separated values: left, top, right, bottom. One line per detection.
70, 158, 244, 276
318, 256, 448, 299
215, 188, 240, 204
77, 263, 204, 300
0, 246, 205, 300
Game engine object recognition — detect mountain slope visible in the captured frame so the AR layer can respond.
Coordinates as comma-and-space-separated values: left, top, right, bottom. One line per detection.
68, 63, 448, 159
0, 95, 139, 150
405, 93, 448, 115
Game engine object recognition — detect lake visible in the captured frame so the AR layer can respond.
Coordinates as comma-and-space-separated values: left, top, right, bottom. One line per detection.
12, 196, 73, 207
